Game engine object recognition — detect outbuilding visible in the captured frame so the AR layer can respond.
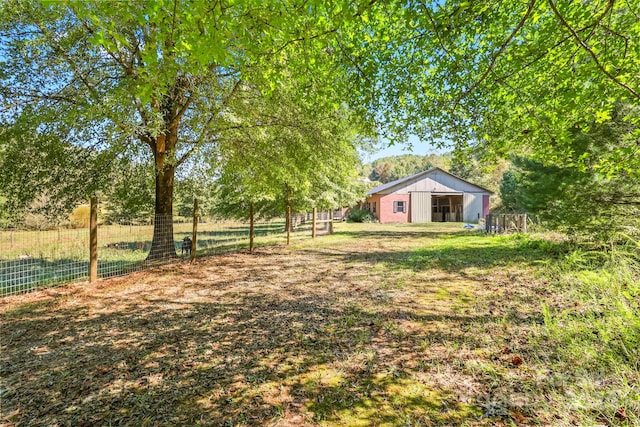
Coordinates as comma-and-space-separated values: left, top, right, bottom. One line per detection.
364, 168, 492, 223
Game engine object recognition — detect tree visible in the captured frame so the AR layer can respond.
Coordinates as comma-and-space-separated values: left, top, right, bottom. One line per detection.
505, 106, 640, 242
0, 1, 374, 258
341, 1, 640, 185
102, 157, 155, 224
212, 83, 366, 221
0, 120, 114, 226
366, 154, 449, 183
449, 148, 509, 194
498, 170, 522, 213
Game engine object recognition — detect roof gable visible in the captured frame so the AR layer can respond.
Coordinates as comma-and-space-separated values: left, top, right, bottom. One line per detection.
367, 167, 493, 195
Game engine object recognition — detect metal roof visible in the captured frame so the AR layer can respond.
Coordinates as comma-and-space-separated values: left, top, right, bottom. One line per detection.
366, 167, 494, 196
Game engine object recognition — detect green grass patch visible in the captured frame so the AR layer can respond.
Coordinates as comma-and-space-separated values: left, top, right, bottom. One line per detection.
1, 222, 638, 426
1, 220, 296, 295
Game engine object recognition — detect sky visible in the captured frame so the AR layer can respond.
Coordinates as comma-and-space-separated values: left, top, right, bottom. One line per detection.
359, 134, 451, 163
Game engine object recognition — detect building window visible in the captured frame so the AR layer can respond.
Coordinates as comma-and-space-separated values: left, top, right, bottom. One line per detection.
393, 201, 406, 213
372, 202, 377, 213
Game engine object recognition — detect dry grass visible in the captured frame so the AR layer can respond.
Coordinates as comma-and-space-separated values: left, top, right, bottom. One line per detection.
0, 223, 635, 426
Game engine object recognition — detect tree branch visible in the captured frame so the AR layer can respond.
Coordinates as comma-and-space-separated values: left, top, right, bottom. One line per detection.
176, 78, 243, 167
548, 0, 639, 100
452, 0, 537, 112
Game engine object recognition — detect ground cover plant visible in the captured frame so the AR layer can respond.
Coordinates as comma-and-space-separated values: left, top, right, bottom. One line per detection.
1, 222, 638, 426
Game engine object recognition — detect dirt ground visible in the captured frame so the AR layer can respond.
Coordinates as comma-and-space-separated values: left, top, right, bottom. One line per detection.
1, 223, 554, 426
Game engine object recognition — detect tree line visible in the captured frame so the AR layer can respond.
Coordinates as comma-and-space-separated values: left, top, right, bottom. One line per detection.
1, 0, 638, 253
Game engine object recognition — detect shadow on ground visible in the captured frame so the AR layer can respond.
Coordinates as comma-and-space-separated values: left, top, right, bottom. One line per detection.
1, 225, 558, 426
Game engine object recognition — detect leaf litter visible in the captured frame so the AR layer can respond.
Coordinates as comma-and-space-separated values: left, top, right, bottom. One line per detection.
0, 223, 629, 426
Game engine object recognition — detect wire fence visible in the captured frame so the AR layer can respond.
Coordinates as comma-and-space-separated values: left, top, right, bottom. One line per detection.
1, 211, 334, 297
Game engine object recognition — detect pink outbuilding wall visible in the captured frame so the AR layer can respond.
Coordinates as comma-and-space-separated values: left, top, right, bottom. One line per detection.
376, 194, 411, 223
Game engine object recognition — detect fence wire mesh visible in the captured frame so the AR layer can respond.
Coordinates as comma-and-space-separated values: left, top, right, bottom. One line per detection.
314, 211, 334, 236
0, 227, 89, 296
0, 214, 312, 297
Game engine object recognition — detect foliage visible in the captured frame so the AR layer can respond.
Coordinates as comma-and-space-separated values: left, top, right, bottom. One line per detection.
68, 204, 90, 228
502, 107, 640, 242
0, 121, 113, 223
341, 0, 640, 217
534, 239, 640, 426
346, 207, 376, 223
498, 170, 521, 213
3, 0, 640, 250
448, 148, 510, 194
100, 157, 155, 224
211, 83, 368, 220
365, 154, 450, 184
0, 0, 375, 256
174, 176, 217, 219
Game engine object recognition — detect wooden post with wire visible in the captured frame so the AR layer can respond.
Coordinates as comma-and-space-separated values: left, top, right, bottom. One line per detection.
249, 202, 255, 253
286, 203, 291, 245
191, 198, 198, 262
312, 207, 317, 239
89, 196, 98, 283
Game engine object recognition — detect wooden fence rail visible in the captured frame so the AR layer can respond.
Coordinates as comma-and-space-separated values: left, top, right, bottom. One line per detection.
485, 213, 528, 234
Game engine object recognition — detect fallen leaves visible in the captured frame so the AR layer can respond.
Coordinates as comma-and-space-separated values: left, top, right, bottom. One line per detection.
615, 407, 627, 421
510, 409, 532, 424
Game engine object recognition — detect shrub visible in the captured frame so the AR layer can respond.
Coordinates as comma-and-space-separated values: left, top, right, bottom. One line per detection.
346, 207, 376, 223
69, 204, 91, 228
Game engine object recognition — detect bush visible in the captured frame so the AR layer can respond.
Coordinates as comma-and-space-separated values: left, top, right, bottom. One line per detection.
69, 204, 90, 228
346, 207, 376, 223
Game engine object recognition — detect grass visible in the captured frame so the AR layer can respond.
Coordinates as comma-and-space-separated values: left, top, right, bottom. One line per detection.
1, 222, 638, 426
0, 220, 313, 296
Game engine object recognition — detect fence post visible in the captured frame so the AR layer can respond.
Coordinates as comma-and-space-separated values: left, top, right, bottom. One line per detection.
191, 198, 198, 262
286, 203, 291, 246
329, 209, 334, 235
249, 202, 255, 253
312, 207, 316, 239
89, 196, 98, 283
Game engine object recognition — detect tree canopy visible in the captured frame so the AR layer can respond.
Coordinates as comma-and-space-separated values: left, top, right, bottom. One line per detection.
0, 0, 375, 255
212, 82, 367, 219
344, 1, 640, 175
2, 0, 639, 246
500, 105, 640, 242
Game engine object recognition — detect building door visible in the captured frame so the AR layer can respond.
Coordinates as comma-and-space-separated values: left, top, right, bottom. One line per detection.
410, 192, 431, 223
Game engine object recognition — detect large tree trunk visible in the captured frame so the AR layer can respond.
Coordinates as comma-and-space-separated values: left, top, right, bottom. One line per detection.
147, 133, 177, 260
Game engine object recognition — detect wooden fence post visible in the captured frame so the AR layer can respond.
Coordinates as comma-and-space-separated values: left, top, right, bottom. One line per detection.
89, 196, 98, 283
249, 202, 255, 253
329, 209, 334, 235
286, 203, 291, 246
191, 198, 198, 262
312, 207, 316, 239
